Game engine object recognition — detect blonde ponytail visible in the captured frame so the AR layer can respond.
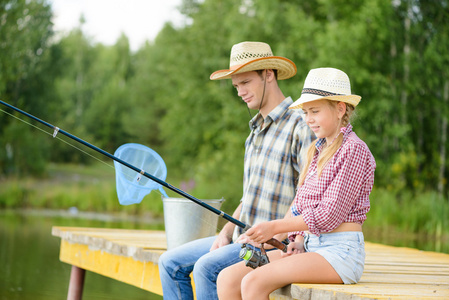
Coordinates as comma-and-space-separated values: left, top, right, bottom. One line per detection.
297, 101, 355, 187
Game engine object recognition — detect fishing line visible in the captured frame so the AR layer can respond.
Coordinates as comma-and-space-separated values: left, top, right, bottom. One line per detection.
1, 107, 114, 169
0, 107, 167, 199
174, 198, 228, 237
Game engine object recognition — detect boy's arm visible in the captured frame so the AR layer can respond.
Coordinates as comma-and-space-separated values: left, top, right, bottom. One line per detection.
210, 202, 242, 250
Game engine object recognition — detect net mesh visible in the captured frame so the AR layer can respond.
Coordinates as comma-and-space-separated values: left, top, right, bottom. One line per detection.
114, 143, 168, 205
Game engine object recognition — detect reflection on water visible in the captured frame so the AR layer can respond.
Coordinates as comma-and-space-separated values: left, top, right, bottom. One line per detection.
0, 210, 163, 300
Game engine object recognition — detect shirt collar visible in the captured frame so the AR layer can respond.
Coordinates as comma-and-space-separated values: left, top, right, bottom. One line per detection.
248, 97, 293, 130
315, 123, 353, 150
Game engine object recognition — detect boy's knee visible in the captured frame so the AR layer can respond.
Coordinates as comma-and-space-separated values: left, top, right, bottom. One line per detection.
158, 252, 170, 272
158, 250, 179, 274
193, 254, 222, 283
159, 250, 171, 262
192, 255, 210, 277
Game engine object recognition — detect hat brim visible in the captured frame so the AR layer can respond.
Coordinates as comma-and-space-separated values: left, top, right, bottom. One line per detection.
289, 94, 361, 109
210, 56, 296, 80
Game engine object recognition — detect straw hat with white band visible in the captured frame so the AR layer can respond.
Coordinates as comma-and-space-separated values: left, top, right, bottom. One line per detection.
210, 41, 297, 80
289, 68, 361, 109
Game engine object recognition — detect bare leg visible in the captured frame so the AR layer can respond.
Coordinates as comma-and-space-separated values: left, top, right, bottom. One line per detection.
241, 251, 342, 300
217, 260, 252, 300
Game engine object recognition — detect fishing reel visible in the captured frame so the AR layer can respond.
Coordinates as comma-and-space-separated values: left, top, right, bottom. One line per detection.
239, 243, 270, 269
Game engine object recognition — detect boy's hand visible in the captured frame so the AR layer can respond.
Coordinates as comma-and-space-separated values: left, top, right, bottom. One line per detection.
210, 230, 231, 251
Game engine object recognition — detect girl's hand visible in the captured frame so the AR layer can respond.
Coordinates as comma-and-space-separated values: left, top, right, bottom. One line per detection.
245, 221, 276, 244
235, 233, 261, 248
281, 241, 305, 257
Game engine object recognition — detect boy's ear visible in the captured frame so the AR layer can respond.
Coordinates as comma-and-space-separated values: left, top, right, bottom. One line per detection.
266, 69, 275, 82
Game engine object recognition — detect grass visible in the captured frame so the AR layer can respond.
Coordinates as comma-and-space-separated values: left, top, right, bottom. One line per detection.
365, 188, 449, 236
361, 187, 449, 253
0, 162, 166, 217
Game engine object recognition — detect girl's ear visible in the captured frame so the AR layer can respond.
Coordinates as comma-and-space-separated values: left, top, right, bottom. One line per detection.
337, 102, 346, 119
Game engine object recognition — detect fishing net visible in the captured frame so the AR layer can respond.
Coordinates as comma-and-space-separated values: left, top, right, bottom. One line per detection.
114, 143, 168, 205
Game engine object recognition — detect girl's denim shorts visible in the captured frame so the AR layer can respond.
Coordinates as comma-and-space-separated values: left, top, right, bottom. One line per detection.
304, 231, 365, 284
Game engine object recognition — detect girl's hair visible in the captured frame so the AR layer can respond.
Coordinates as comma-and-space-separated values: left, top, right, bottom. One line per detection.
297, 100, 355, 186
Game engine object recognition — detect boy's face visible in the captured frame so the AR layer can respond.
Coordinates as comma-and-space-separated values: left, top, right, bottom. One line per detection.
231, 71, 266, 111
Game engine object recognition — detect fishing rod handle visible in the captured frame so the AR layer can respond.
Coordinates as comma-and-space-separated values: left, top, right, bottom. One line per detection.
240, 224, 287, 252
266, 238, 287, 253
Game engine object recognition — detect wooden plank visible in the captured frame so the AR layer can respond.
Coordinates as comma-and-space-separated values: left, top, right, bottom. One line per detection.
52, 226, 166, 263
360, 273, 449, 285
290, 282, 449, 299
364, 266, 449, 275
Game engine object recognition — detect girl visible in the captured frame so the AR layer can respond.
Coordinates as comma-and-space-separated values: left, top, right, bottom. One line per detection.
217, 67, 376, 300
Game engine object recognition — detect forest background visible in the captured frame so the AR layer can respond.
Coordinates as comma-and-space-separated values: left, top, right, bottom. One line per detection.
0, 0, 448, 247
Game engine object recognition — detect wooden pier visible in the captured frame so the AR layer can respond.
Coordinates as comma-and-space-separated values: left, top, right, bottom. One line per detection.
52, 226, 449, 299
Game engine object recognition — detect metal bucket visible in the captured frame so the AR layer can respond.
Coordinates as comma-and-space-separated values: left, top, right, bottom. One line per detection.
162, 197, 224, 250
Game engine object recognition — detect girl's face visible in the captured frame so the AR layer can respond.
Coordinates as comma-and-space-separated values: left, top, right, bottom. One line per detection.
302, 100, 345, 143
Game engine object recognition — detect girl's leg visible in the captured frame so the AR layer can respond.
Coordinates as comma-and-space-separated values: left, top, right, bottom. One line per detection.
241, 251, 342, 300
217, 260, 252, 300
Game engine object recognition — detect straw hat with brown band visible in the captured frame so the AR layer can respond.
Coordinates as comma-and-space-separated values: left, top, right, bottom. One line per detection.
210, 41, 297, 80
289, 68, 361, 109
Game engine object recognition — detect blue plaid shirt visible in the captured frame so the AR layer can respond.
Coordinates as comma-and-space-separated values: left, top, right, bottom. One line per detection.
234, 97, 314, 240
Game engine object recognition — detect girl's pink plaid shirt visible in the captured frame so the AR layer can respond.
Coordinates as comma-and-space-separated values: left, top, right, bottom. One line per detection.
289, 124, 376, 240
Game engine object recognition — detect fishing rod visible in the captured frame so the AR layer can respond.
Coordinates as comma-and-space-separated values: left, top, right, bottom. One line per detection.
0, 99, 287, 253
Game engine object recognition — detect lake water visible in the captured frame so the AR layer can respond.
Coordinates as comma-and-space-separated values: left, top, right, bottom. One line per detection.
0, 210, 163, 300
1, 209, 447, 300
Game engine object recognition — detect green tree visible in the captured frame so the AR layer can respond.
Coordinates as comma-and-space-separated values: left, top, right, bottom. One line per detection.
51, 28, 134, 161
0, 0, 56, 176
84, 34, 133, 150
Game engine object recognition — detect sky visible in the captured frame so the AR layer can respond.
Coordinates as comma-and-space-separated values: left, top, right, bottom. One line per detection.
49, 0, 184, 51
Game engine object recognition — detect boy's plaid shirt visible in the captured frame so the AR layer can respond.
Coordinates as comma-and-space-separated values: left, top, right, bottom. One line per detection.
234, 97, 313, 240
